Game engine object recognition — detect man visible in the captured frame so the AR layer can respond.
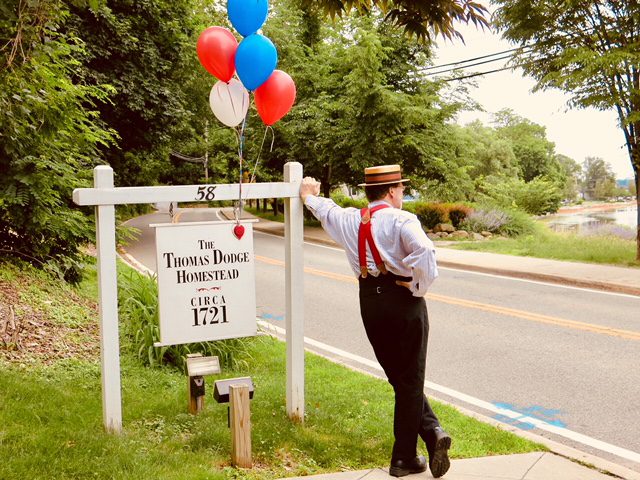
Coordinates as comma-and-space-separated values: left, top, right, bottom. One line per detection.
299, 165, 451, 478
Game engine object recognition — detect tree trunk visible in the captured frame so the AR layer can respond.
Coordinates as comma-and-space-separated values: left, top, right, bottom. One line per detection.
636, 169, 639, 262
633, 119, 640, 262
321, 164, 332, 198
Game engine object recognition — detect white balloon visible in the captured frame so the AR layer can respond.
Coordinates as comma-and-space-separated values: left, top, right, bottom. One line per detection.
209, 78, 249, 127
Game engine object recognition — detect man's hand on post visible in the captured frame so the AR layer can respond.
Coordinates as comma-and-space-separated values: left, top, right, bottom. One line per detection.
300, 176, 321, 202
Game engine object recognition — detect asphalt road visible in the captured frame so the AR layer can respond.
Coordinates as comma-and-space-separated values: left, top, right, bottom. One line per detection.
123, 208, 640, 472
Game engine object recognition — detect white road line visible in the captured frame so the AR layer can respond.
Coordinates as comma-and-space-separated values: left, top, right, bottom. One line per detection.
119, 251, 154, 276
257, 320, 640, 465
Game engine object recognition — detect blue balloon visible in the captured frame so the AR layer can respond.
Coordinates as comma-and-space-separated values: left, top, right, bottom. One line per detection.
228, 0, 269, 37
235, 34, 278, 91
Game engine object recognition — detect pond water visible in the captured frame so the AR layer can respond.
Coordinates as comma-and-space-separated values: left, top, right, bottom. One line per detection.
544, 204, 637, 235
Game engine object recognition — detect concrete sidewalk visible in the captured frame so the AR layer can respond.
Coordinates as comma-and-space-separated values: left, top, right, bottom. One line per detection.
224, 208, 640, 297
278, 452, 624, 480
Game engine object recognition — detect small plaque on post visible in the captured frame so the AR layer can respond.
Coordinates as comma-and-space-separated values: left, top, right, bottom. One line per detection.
186, 355, 221, 377
214, 377, 255, 404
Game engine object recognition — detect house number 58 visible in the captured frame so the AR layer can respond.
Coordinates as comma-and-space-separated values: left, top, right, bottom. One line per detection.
195, 186, 216, 201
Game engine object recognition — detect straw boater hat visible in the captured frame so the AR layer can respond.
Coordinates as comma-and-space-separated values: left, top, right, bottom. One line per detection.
358, 164, 410, 187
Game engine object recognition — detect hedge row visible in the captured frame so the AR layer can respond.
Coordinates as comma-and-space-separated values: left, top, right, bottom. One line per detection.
331, 192, 473, 229
330, 192, 536, 237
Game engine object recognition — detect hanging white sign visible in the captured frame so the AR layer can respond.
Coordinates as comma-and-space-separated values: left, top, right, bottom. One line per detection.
152, 220, 257, 346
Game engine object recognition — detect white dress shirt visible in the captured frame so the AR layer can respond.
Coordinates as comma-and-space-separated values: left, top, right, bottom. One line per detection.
304, 195, 438, 297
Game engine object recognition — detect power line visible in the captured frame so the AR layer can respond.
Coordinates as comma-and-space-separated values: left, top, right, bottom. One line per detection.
440, 64, 519, 82
418, 45, 530, 72
423, 52, 516, 76
422, 21, 621, 81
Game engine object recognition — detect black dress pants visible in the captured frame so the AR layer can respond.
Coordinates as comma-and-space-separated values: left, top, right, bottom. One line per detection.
359, 273, 440, 460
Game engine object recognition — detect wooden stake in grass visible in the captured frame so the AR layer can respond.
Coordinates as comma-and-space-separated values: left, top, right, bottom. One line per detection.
186, 354, 220, 415
188, 375, 205, 414
229, 384, 252, 468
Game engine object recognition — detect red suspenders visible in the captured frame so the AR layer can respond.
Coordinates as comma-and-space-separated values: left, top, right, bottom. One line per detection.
358, 204, 389, 278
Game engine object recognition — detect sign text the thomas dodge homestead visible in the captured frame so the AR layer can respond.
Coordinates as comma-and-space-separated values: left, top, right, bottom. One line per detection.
153, 221, 257, 346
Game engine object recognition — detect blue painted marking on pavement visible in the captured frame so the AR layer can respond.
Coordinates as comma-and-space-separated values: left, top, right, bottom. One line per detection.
492, 402, 567, 431
493, 413, 535, 430
260, 312, 284, 321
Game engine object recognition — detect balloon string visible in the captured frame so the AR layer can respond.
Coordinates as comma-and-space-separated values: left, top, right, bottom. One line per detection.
232, 126, 241, 224
248, 125, 274, 185
235, 111, 249, 224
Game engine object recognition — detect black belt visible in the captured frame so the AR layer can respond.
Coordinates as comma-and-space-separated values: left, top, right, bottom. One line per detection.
358, 272, 412, 294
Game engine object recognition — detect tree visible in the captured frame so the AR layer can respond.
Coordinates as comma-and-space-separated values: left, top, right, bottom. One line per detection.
0, 0, 115, 281
477, 175, 562, 215
456, 120, 518, 180
494, 0, 640, 258
555, 153, 581, 201
581, 156, 616, 200
304, 0, 490, 42
492, 109, 560, 183
260, 2, 470, 199
65, 0, 203, 187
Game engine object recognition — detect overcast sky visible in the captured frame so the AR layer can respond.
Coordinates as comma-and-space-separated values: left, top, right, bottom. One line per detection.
432, 23, 634, 180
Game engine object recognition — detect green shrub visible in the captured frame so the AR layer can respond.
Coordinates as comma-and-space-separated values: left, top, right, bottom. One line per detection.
118, 267, 252, 371
514, 177, 563, 215
0, 4, 115, 283
331, 190, 367, 209
402, 202, 417, 214
446, 204, 473, 228
477, 176, 562, 215
499, 208, 536, 236
413, 202, 449, 229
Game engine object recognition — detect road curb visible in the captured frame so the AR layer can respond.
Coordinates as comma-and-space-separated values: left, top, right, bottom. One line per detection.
436, 260, 640, 297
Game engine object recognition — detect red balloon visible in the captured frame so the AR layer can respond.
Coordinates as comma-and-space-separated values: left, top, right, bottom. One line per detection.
196, 26, 238, 82
254, 70, 296, 126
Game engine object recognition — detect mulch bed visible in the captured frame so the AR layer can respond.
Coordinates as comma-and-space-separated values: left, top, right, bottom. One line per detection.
0, 279, 100, 365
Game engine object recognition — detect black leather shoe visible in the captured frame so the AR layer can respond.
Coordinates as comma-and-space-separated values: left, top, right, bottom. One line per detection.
425, 427, 451, 478
389, 455, 427, 477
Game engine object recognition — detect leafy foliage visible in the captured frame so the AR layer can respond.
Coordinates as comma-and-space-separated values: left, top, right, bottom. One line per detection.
581, 156, 616, 200
413, 202, 449, 229
330, 190, 368, 209
262, 5, 470, 198
65, 0, 209, 187
494, 0, 640, 256
446, 203, 473, 228
0, 1, 115, 281
477, 175, 562, 215
303, 0, 490, 42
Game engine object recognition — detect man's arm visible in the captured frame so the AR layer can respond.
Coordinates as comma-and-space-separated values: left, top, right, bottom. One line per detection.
299, 177, 354, 249
399, 219, 438, 297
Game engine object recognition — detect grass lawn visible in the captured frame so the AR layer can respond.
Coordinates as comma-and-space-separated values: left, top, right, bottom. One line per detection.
449, 224, 639, 267
0, 260, 543, 479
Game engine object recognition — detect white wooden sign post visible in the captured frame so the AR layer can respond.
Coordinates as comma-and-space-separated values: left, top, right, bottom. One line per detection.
73, 162, 305, 432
